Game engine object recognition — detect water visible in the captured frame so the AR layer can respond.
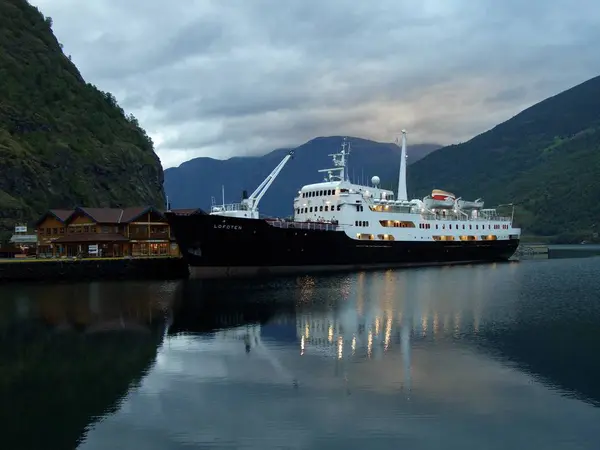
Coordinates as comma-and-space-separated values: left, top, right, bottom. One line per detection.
2, 257, 600, 449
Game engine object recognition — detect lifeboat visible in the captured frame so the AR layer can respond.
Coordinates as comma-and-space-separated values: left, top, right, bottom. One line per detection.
423, 189, 456, 209
431, 189, 455, 201
456, 198, 484, 210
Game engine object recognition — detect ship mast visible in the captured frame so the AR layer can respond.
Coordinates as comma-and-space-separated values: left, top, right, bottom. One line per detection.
397, 130, 408, 201
318, 138, 350, 182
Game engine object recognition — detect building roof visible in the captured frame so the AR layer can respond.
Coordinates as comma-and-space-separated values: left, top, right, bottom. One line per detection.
34, 209, 75, 226
71, 206, 165, 224
52, 233, 130, 244
9, 234, 37, 244
36, 206, 167, 227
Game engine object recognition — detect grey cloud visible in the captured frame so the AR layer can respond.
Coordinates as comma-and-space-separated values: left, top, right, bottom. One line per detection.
33, 0, 600, 168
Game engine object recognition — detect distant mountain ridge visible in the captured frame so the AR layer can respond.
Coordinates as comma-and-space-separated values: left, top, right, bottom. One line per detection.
164, 137, 441, 216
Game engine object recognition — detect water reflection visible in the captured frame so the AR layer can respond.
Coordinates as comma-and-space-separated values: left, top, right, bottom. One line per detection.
1, 258, 599, 449
0, 281, 176, 450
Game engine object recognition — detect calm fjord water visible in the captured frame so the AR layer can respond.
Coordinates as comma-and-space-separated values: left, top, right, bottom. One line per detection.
2, 257, 600, 449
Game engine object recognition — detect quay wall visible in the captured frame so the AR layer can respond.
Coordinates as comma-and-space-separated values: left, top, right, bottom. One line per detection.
0, 257, 189, 284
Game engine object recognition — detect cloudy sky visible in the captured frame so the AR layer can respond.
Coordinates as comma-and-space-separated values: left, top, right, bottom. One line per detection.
33, 0, 600, 168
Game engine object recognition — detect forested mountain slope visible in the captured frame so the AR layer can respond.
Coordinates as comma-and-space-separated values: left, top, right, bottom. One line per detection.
0, 0, 166, 238
408, 75, 600, 241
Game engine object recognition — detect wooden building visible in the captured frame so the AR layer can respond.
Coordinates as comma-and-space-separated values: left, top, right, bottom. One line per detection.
35, 206, 180, 258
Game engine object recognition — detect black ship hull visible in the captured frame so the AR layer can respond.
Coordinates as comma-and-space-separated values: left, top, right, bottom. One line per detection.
165, 213, 520, 278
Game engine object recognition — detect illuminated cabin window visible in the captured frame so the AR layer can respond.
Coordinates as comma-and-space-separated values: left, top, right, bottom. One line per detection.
370, 204, 392, 212
433, 236, 455, 241
356, 233, 375, 240
379, 220, 415, 228
482, 235, 497, 240
377, 234, 395, 241
460, 235, 477, 241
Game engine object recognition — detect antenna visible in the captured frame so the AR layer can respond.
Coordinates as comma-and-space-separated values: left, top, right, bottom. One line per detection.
397, 130, 408, 201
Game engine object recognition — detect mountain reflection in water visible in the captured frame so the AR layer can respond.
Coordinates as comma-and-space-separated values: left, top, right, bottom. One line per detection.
1, 257, 599, 449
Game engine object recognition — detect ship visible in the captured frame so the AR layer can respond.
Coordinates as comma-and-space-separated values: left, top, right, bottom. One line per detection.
165, 130, 521, 278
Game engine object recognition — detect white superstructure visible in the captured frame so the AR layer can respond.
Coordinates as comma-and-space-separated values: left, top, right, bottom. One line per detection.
292, 133, 521, 243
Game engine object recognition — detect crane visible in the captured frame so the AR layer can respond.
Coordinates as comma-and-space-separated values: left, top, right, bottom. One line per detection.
210, 150, 294, 219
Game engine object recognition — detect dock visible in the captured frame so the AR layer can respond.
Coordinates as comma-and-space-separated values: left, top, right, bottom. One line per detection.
0, 256, 189, 283
514, 243, 549, 259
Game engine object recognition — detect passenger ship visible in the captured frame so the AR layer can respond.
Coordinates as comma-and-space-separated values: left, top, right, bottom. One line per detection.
165, 131, 521, 277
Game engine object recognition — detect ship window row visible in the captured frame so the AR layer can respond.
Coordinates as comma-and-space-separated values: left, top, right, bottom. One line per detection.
432, 235, 498, 241
356, 205, 364, 212
355, 221, 369, 227
302, 189, 336, 198
419, 223, 431, 229
296, 205, 342, 214
379, 220, 415, 228
356, 233, 395, 241
432, 223, 509, 230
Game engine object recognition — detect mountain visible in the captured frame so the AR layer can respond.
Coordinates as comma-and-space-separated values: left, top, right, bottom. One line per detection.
408, 74, 600, 242
164, 137, 441, 216
0, 0, 165, 239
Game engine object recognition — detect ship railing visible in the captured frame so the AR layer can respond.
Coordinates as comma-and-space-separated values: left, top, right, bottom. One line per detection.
420, 213, 511, 222
267, 221, 338, 232
210, 202, 247, 213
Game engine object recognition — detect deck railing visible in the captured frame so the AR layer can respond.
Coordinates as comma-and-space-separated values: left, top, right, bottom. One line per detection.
420, 213, 511, 222
267, 221, 338, 232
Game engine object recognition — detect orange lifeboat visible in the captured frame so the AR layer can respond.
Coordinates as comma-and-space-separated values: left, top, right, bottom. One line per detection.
431, 189, 455, 201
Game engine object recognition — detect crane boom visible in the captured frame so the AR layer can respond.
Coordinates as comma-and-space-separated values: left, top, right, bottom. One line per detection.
244, 150, 294, 212
209, 149, 294, 219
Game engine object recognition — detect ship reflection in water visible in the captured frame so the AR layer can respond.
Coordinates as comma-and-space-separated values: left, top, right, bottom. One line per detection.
2, 257, 600, 449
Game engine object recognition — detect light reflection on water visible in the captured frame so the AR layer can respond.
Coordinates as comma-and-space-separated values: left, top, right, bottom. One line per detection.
1, 258, 600, 449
